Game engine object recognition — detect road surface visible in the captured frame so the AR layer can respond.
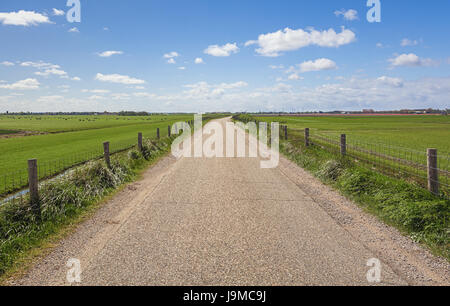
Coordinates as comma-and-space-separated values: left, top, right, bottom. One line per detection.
11, 118, 449, 286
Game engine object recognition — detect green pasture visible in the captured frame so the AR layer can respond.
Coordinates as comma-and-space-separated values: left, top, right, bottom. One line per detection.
0, 115, 190, 133
254, 115, 450, 153
0, 115, 194, 196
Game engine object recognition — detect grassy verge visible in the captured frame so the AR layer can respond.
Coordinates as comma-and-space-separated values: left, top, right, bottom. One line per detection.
233, 114, 449, 261
0, 135, 176, 281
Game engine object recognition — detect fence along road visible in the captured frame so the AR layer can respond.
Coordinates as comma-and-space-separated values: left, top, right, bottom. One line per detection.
13, 117, 449, 286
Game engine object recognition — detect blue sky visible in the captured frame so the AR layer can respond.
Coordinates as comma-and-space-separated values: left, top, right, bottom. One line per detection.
0, 0, 449, 112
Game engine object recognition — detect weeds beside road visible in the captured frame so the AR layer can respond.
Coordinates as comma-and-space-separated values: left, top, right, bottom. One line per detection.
0, 135, 175, 278
234, 114, 449, 261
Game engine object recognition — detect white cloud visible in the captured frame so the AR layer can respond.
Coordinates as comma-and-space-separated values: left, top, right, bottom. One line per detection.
37, 95, 64, 103
299, 58, 337, 72
68, 27, 79, 33
111, 93, 131, 100
377, 76, 404, 87
20, 61, 70, 79
401, 38, 419, 47
71, 77, 81, 81
334, 9, 358, 21
88, 95, 106, 101
0, 61, 14, 66
164, 52, 179, 59
178, 66, 186, 70
82, 89, 110, 94
95, 73, 145, 85
288, 73, 304, 80
0, 78, 40, 90
269, 64, 284, 69
389, 53, 435, 67
376, 43, 383, 48
217, 81, 248, 89
0, 10, 51, 26
164, 52, 179, 64
195, 57, 204, 64
98, 50, 123, 57
204, 43, 239, 57
20, 61, 59, 69
246, 27, 356, 57
35, 67, 68, 78
133, 92, 155, 98
52, 8, 65, 16
183, 81, 248, 99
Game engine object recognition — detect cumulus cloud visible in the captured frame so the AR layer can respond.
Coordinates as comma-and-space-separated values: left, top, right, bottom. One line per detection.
245, 27, 356, 57
133, 92, 155, 98
95, 73, 145, 85
35, 67, 68, 78
269, 64, 285, 69
204, 43, 239, 57
82, 89, 110, 94
299, 58, 337, 72
20, 61, 58, 69
37, 95, 64, 103
71, 77, 81, 81
195, 57, 204, 64
164, 52, 179, 63
52, 8, 65, 16
183, 81, 248, 99
20, 61, 71, 79
288, 73, 304, 80
88, 95, 106, 101
68, 27, 79, 33
334, 9, 359, 21
98, 51, 123, 57
377, 76, 404, 87
401, 38, 419, 47
0, 61, 14, 66
178, 66, 186, 70
111, 93, 131, 100
0, 10, 51, 26
389, 53, 435, 67
0, 78, 40, 90
164, 52, 179, 59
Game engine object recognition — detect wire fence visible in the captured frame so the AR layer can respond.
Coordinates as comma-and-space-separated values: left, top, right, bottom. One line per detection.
284, 127, 450, 198
0, 122, 181, 200
0, 115, 221, 202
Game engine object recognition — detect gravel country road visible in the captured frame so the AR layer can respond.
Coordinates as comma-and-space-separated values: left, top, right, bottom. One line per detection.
10, 118, 449, 286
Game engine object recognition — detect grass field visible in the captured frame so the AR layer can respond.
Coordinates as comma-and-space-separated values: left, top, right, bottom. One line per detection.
250, 114, 450, 197
0, 115, 195, 197
254, 115, 450, 152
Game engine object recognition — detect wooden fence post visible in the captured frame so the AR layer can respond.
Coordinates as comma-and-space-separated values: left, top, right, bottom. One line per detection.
157, 128, 160, 139
103, 141, 111, 168
28, 159, 40, 217
168, 125, 171, 137
340, 134, 346, 156
284, 125, 288, 140
305, 128, 310, 147
427, 148, 439, 195
138, 133, 143, 151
